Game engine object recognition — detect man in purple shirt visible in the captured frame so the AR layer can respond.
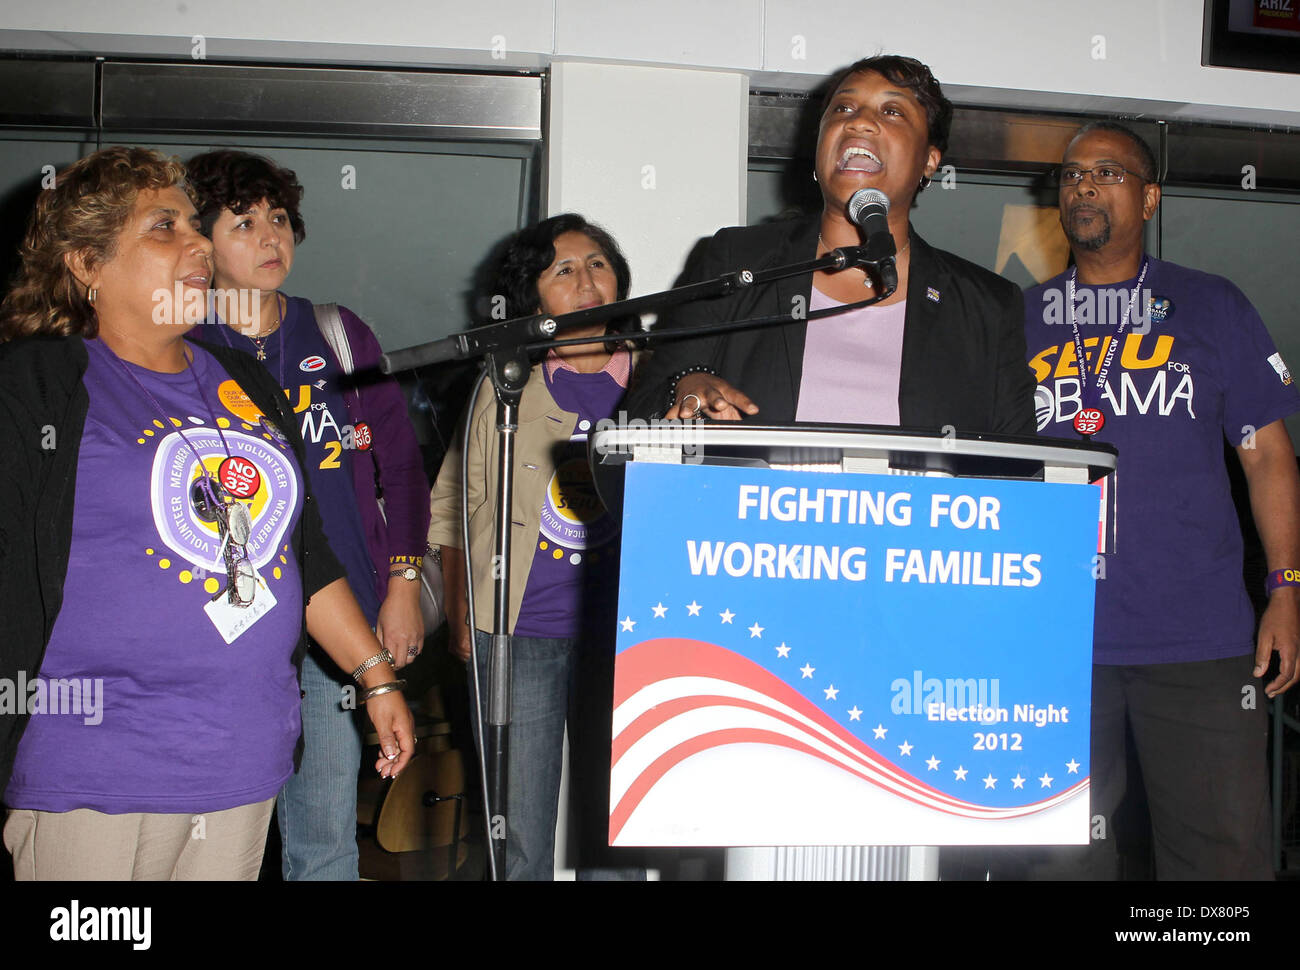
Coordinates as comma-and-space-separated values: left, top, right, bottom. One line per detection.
1019, 122, 1300, 879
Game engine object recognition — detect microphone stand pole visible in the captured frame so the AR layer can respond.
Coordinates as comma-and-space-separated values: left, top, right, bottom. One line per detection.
481, 347, 527, 881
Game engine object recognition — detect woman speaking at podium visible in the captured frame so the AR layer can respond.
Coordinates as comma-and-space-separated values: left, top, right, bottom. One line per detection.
625, 54, 1035, 436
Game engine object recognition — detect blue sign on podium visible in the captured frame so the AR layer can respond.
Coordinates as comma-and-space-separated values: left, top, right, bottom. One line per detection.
609, 462, 1099, 846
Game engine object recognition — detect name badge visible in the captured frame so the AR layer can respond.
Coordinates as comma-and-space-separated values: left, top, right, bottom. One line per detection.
204, 566, 278, 644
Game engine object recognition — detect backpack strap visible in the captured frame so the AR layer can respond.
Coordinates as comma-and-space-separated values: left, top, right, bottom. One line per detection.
312, 302, 354, 375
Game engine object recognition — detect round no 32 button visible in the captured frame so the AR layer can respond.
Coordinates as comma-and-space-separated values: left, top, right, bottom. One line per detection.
218, 455, 262, 499
1073, 408, 1105, 436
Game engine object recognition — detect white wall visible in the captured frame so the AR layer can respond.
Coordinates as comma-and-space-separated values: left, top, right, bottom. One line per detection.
3, 0, 1300, 126
547, 62, 748, 297
754, 0, 1300, 126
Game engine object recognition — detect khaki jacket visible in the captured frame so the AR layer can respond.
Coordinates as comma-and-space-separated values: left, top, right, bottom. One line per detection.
428, 364, 581, 632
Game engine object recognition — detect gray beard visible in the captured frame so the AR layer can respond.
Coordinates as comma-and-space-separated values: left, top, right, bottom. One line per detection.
1065, 210, 1111, 252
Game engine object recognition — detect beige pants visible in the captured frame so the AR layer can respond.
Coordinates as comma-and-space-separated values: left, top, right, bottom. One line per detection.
4, 798, 275, 880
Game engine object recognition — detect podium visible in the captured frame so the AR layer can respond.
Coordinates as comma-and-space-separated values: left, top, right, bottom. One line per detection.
591, 423, 1116, 881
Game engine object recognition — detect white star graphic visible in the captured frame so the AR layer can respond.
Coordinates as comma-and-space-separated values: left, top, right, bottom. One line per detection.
748, 622, 764, 639
823, 684, 839, 701
982, 774, 997, 789
1011, 774, 1026, 790
651, 602, 668, 618
799, 663, 815, 679
619, 616, 636, 632
1066, 759, 1080, 774
1039, 773, 1054, 788
898, 741, 913, 756
775, 642, 790, 658
686, 601, 701, 616
848, 706, 863, 721
954, 765, 968, 781
872, 724, 887, 740
719, 608, 735, 624
925, 756, 940, 771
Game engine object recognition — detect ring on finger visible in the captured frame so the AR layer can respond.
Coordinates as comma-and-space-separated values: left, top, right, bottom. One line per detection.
680, 392, 704, 418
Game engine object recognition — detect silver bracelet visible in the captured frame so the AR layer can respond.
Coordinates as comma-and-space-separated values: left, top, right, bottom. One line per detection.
351, 648, 394, 683
361, 680, 406, 703
666, 365, 719, 415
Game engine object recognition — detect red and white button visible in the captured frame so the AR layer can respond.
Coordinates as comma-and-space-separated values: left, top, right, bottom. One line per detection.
218, 456, 262, 499
1073, 408, 1106, 436
353, 421, 373, 451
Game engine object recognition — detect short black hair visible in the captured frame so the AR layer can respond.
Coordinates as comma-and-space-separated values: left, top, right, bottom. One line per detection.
186, 150, 307, 243
491, 213, 633, 338
1069, 121, 1160, 183
821, 54, 954, 157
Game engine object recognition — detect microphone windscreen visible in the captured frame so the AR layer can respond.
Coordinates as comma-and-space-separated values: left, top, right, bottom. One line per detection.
847, 188, 891, 227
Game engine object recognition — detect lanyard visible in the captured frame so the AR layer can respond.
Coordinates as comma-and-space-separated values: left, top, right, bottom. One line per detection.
97, 339, 230, 465
1066, 257, 1148, 413
97, 339, 263, 502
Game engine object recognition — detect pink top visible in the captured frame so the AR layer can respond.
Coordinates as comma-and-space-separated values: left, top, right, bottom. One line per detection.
545, 346, 631, 387
795, 288, 906, 425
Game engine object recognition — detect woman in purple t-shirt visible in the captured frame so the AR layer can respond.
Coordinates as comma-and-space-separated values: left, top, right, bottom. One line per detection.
185, 149, 430, 881
429, 214, 641, 879
0, 147, 413, 880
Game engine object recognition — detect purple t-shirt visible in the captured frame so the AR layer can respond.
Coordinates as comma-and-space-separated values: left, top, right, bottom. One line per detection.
795, 289, 906, 425
1024, 256, 1300, 665
206, 297, 380, 625
512, 360, 627, 638
5, 341, 305, 814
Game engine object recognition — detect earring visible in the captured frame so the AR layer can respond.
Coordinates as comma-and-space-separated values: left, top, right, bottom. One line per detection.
813, 169, 819, 183
918, 174, 932, 190
87, 287, 98, 305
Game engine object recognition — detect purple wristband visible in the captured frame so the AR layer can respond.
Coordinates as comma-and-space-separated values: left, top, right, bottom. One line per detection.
1265, 569, 1300, 596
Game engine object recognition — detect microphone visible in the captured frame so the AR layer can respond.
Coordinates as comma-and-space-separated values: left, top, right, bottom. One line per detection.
846, 188, 897, 293
847, 188, 894, 258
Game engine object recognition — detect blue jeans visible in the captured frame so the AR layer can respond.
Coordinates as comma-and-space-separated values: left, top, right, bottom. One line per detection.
277, 646, 362, 880
473, 632, 574, 881
472, 631, 642, 881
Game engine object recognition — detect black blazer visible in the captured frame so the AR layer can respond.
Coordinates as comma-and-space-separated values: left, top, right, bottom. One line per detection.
626, 216, 1037, 437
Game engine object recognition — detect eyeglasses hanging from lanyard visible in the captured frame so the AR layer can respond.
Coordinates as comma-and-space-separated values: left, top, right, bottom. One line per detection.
191, 476, 257, 607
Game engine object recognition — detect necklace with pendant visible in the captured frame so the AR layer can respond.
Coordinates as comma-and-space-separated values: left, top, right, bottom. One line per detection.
249, 294, 284, 360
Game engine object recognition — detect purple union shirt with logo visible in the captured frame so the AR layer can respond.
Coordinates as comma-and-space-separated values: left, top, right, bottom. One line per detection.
206, 296, 381, 625
1023, 257, 1300, 665
512, 356, 628, 638
4, 341, 306, 814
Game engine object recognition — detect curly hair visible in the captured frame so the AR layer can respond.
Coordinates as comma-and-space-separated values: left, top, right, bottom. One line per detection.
185, 149, 307, 244
0, 147, 189, 341
821, 54, 954, 167
490, 213, 634, 342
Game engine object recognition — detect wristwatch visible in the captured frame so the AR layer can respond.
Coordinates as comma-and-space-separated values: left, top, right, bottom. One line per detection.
389, 566, 420, 582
